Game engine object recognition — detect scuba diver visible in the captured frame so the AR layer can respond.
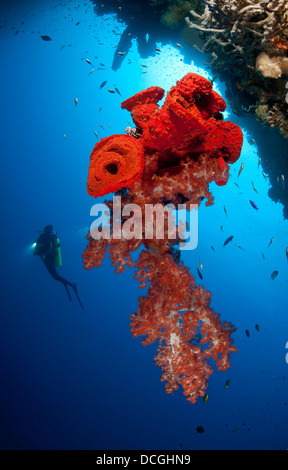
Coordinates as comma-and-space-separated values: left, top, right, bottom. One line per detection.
33, 225, 84, 309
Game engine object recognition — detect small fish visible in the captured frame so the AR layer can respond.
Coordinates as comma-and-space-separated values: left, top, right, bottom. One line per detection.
238, 162, 244, 177
99, 80, 107, 89
197, 268, 203, 280
199, 259, 203, 270
196, 426, 205, 434
258, 157, 261, 169
75, 21, 80, 25
236, 244, 244, 250
99, 106, 102, 112
107, 123, 111, 128
245, 329, 250, 338
281, 174, 285, 190
262, 252, 265, 260
74, 98, 78, 106
286, 247, 288, 262
223, 235, 234, 247
262, 171, 267, 181
176, 43, 182, 48
255, 324, 260, 332
118, 51, 126, 55
249, 200, 259, 210
211, 246, 215, 252
88, 68, 95, 76
99, 63, 105, 67
141, 64, 148, 68
268, 237, 274, 248
234, 182, 240, 188
271, 270, 278, 280
108, 89, 116, 93
99, 123, 104, 129
85, 58, 92, 65
220, 225, 224, 232
252, 181, 258, 193
63, 134, 66, 139
224, 206, 227, 217
41, 35, 52, 41
94, 131, 98, 137
155, 47, 161, 52
203, 393, 208, 404
225, 380, 230, 388
115, 87, 122, 96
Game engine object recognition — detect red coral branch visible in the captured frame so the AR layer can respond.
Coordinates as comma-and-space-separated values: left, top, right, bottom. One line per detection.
131, 251, 236, 403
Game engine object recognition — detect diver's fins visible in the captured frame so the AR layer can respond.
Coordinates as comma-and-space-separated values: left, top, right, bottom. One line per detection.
71, 283, 84, 309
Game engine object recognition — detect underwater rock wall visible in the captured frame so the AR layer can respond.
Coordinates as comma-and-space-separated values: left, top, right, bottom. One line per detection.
183, 0, 288, 218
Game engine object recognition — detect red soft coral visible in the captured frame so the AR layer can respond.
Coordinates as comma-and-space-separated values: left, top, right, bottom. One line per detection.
84, 74, 242, 403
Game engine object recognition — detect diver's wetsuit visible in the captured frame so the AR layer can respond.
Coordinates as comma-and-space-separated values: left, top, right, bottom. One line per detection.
37, 231, 74, 300
35, 230, 84, 308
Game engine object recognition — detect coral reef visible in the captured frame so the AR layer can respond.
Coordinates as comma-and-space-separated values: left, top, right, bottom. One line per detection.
185, 0, 288, 136
84, 74, 243, 403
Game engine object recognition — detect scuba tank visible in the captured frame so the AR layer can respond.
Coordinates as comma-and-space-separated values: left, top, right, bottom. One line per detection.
32, 231, 62, 267
53, 237, 62, 267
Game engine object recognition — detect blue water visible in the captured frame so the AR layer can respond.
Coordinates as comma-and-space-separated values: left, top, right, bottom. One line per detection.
0, 0, 287, 451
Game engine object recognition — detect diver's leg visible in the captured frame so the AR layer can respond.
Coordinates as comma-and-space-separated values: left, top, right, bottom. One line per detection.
44, 259, 72, 300
63, 283, 72, 301
43, 259, 83, 307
